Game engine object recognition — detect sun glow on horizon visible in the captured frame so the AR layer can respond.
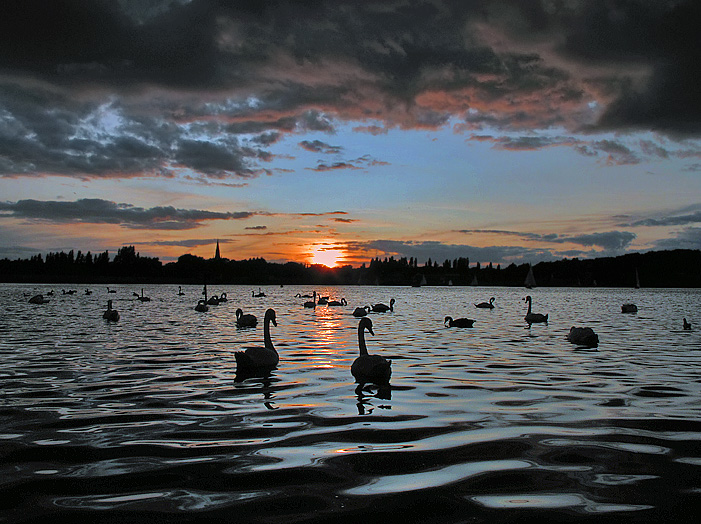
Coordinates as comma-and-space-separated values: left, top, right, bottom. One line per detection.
310, 246, 346, 267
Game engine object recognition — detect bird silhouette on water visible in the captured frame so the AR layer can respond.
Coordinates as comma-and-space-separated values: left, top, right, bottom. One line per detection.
351, 317, 391, 387
235, 308, 279, 381
444, 316, 475, 328
524, 295, 548, 323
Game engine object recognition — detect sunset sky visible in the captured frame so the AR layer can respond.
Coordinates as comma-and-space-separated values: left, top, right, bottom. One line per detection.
1, 0, 700, 267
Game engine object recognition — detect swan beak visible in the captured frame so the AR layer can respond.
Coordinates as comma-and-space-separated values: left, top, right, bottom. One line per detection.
272, 318, 278, 327
368, 327, 375, 336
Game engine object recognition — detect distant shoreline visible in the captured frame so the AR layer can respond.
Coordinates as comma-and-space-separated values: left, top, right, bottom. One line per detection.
2, 247, 700, 288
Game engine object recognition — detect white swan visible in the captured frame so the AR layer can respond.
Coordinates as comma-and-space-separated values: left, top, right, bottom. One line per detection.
102, 299, 119, 321
351, 317, 391, 386
236, 308, 258, 328
475, 297, 495, 309
524, 295, 548, 323
371, 298, 395, 312
566, 326, 598, 347
235, 309, 278, 370
444, 316, 475, 328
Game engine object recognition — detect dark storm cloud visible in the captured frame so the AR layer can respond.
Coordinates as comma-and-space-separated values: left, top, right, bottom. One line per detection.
456, 229, 636, 251
0, 0, 699, 182
0, 84, 277, 179
0, 198, 257, 230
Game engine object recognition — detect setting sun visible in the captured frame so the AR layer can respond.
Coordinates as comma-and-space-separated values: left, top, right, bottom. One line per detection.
311, 246, 345, 267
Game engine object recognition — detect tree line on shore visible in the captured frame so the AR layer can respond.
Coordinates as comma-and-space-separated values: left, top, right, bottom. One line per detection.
1, 245, 700, 288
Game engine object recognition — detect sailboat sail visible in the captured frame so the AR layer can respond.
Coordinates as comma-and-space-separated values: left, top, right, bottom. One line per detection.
635, 268, 640, 289
471, 274, 478, 286
524, 265, 537, 288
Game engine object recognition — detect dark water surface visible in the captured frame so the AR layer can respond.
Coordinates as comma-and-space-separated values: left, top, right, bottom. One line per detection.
2, 284, 700, 523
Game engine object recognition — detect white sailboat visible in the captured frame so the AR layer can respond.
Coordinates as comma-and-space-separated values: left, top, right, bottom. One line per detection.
470, 274, 479, 286
524, 265, 537, 289
634, 268, 640, 289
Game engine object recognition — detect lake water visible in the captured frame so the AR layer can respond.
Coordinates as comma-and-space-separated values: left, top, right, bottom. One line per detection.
1, 284, 700, 523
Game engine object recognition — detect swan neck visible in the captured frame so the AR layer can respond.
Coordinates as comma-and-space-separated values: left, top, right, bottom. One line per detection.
358, 325, 369, 356
264, 317, 276, 352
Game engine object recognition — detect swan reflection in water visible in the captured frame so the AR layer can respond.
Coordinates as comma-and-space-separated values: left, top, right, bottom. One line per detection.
355, 383, 392, 415
233, 374, 279, 409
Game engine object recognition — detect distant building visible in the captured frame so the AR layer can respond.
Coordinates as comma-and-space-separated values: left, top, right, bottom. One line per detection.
214, 239, 221, 260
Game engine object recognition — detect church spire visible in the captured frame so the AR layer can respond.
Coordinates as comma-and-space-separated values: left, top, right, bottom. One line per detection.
215, 239, 221, 260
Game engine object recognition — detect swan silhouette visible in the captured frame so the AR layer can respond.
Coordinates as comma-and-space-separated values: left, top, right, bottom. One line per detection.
566, 326, 598, 347
28, 294, 50, 304
524, 295, 548, 323
475, 297, 495, 309
351, 317, 391, 386
177, 286, 185, 296
252, 289, 266, 297
47, 290, 54, 296
304, 291, 317, 308
107, 287, 116, 294
317, 296, 329, 305
207, 294, 220, 305
295, 292, 314, 298
235, 309, 278, 370
137, 288, 151, 302
194, 299, 209, 312
353, 306, 371, 317
328, 298, 347, 306
371, 298, 395, 313
236, 308, 258, 328
102, 300, 119, 321
621, 303, 638, 313
683, 318, 692, 330
218, 292, 228, 302
84, 289, 92, 295
444, 316, 475, 328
